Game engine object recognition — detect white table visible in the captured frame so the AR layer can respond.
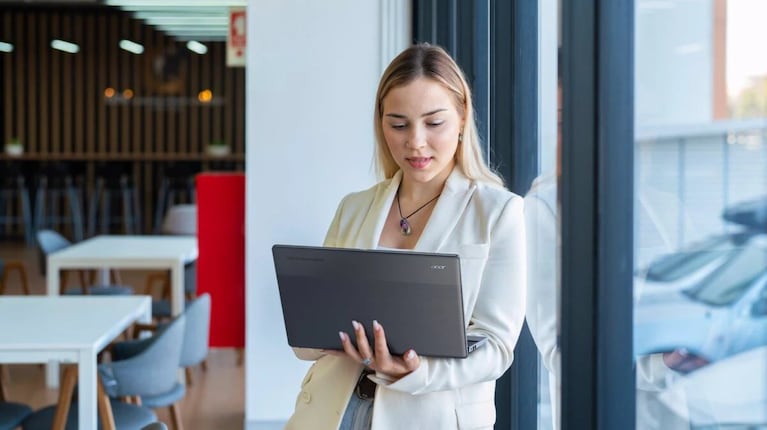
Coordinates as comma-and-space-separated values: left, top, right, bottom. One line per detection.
0, 296, 151, 430
45, 235, 197, 386
46, 235, 198, 316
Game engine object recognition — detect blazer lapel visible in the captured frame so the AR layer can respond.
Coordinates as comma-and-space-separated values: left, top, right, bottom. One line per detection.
352, 171, 402, 249
415, 168, 476, 252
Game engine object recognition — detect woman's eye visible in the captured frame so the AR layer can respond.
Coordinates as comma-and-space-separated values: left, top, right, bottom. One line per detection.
427, 121, 444, 127
390, 123, 407, 130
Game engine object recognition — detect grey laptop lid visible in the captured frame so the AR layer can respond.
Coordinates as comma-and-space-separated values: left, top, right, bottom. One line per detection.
272, 244, 486, 359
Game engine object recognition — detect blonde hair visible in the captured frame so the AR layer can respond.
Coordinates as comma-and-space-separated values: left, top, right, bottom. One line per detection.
373, 43, 504, 187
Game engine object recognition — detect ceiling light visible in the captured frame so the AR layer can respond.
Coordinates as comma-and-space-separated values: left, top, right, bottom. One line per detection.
51, 39, 79, 54
106, 0, 245, 6
186, 40, 208, 55
141, 16, 229, 25
0, 42, 13, 53
119, 39, 145, 54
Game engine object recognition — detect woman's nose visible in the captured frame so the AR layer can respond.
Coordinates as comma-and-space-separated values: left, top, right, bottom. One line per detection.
406, 126, 426, 148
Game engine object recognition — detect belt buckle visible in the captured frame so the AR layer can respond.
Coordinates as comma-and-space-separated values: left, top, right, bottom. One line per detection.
354, 370, 376, 400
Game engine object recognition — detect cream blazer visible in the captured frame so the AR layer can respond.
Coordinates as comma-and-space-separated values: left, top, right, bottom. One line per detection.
285, 168, 527, 430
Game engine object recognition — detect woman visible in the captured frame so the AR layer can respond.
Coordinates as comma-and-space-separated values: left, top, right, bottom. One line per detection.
286, 43, 527, 430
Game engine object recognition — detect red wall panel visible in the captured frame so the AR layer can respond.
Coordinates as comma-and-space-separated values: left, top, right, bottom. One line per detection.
197, 172, 245, 347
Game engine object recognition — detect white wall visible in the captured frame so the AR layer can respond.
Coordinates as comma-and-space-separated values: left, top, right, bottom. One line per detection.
245, 0, 409, 426
635, 0, 713, 127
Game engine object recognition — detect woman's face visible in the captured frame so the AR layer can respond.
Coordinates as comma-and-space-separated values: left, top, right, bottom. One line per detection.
381, 77, 463, 187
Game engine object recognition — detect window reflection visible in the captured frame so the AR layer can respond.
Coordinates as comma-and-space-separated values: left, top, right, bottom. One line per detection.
634, 0, 767, 428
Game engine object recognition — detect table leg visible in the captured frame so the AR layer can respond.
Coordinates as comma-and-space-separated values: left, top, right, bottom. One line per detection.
78, 351, 98, 430
52, 365, 77, 430
98, 268, 110, 286
46, 263, 61, 388
171, 262, 184, 316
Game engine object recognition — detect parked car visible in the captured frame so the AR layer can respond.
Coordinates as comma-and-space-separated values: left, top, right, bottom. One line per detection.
722, 196, 767, 231
657, 346, 767, 428
634, 233, 767, 369
635, 230, 760, 301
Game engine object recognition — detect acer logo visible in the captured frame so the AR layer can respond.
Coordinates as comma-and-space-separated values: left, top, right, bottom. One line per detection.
430, 265, 447, 270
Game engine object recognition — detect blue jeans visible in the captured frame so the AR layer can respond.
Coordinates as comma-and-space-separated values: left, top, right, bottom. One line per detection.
338, 392, 374, 430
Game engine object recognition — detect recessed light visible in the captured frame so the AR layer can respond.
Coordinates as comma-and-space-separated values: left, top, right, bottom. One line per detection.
119, 39, 144, 54
51, 39, 79, 54
186, 40, 208, 55
0, 41, 13, 53
198, 89, 213, 102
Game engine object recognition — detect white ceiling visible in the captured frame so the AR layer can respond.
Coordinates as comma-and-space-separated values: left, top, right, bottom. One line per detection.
0, 0, 246, 42
104, 0, 246, 42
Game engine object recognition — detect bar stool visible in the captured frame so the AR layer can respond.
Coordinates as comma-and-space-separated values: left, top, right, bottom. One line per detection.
33, 163, 85, 243
88, 163, 141, 236
0, 163, 34, 245
153, 164, 197, 234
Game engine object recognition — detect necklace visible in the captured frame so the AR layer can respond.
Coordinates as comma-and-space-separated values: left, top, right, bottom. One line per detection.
396, 188, 441, 236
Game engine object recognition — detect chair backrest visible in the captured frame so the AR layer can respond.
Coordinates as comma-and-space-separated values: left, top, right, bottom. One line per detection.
141, 422, 169, 430
180, 293, 211, 367
36, 229, 72, 254
104, 314, 186, 397
161, 204, 196, 235
35, 229, 72, 275
183, 261, 197, 296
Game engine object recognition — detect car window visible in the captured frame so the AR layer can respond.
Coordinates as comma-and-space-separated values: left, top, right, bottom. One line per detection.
684, 245, 767, 306
645, 235, 740, 282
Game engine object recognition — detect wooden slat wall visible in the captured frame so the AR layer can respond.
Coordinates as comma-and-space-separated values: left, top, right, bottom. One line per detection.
1, 7, 245, 160
0, 6, 246, 236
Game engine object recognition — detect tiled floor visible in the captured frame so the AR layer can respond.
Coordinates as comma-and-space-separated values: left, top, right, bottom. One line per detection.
0, 239, 245, 430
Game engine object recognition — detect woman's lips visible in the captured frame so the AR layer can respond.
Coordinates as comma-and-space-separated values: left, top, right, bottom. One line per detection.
407, 157, 432, 169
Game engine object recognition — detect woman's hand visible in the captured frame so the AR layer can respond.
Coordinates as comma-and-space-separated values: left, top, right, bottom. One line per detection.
326, 319, 421, 380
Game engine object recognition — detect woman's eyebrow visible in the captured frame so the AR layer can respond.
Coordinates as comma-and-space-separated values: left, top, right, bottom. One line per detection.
385, 108, 448, 119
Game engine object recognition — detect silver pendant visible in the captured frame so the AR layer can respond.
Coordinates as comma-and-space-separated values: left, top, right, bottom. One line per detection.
399, 218, 412, 236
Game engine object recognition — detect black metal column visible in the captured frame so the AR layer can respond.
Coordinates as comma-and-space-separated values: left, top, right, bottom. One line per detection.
560, 0, 635, 428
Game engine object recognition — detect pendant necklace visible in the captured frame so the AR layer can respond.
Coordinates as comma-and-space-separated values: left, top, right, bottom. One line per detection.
396, 188, 441, 236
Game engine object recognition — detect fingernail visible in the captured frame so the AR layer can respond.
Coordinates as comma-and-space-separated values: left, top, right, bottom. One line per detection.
351, 320, 360, 330
373, 320, 381, 331
339, 331, 346, 341
406, 350, 416, 360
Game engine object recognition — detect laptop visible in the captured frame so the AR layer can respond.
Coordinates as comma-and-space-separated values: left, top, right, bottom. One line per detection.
272, 244, 487, 358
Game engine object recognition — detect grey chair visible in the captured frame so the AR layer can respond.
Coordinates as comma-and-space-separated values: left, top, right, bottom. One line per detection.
150, 293, 211, 386
144, 205, 198, 319
0, 402, 33, 430
36, 229, 134, 295
149, 262, 197, 318
0, 369, 33, 430
22, 315, 186, 430
174, 293, 211, 385
131, 294, 211, 430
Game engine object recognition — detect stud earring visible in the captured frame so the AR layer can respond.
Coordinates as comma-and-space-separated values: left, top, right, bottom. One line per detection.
458, 133, 463, 143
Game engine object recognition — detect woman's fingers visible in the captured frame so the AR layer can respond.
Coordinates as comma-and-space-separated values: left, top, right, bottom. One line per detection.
352, 320, 375, 367
338, 321, 420, 377
402, 349, 420, 372
338, 330, 363, 362
373, 321, 420, 377
372, 320, 391, 365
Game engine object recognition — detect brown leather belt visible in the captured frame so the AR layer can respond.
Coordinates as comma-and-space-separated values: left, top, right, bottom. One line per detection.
354, 369, 376, 400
